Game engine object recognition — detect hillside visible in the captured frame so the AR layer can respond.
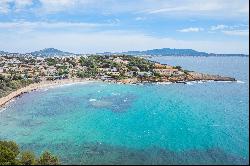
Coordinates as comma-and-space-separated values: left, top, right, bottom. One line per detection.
30, 48, 75, 57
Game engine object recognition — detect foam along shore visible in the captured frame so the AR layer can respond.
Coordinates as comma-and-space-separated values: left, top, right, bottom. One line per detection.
0, 78, 96, 108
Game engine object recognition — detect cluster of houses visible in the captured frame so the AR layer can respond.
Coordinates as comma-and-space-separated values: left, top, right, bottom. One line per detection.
0, 56, 82, 80
153, 63, 185, 76
0, 55, 186, 82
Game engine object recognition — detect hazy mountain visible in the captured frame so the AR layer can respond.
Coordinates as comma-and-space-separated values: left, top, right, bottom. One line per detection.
122, 48, 209, 56
30, 48, 75, 57
118, 48, 249, 57
0, 51, 10, 55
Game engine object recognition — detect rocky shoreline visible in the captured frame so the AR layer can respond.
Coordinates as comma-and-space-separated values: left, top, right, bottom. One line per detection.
115, 71, 236, 84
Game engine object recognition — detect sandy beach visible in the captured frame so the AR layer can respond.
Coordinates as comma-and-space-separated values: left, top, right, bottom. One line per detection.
0, 78, 97, 108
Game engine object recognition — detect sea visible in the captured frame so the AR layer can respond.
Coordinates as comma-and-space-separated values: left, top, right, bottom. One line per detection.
0, 56, 249, 165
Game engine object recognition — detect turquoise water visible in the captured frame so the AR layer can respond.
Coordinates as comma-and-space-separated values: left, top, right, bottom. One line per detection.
0, 56, 249, 165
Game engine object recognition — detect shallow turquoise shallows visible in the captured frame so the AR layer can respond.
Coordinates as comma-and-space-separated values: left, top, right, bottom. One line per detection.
0, 56, 249, 165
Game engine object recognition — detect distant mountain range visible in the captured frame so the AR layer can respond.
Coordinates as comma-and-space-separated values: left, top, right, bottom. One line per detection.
121, 48, 209, 56
30, 48, 75, 57
98, 48, 248, 57
0, 48, 248, 57
0, 48, 76, 57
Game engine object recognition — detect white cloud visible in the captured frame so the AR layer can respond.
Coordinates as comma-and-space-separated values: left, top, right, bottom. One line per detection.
0, 0, 90, 14
0, 0, 33, 13
148, 6, 188, 14
135, 17, 146, 21
0, 21, 114, 31
39, 0, 80, 7
147, 2, 223, 14
222, 29, 249, 36
143, 0, 249, 18
0, 0, 10, 14
210, 24, 249, 31
210, 24, 228, 31
36, 0, 248, 17
238, 4, 249, 13
209, 24, 249, 37
38, 0, 95, 13
1, 0, 248, 19
14, 0, 33, 11
39, 0, 78, 13
178, 27, 204, 33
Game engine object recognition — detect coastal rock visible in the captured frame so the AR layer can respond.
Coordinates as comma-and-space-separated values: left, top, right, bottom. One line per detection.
187, 72, 236, 82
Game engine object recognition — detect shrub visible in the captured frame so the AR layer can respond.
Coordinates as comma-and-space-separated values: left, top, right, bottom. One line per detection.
38, 151, 60, 165
0, 141, 19, 157
0, 141, 19, 165
0, 140, 60, 165
20, 151, 36, 165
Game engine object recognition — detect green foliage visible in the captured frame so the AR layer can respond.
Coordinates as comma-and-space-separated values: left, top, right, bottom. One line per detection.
0, 74, 33, 98
79, 57, 96, 68
76, 71, 85, 78
0, 141, 19, 157
46, 58, 57, 66
77, 67, 98, 78
0, 143, 18, 165
0, 141, 19, 165
0, 74, 5, 81
153, 72, 161, 77
38, 151, 59, 165
20, 151, 36, 165
127, 57, 153, 72
183, 70, 190, 74
0, 140, 60, 165
173, 66, 182, 70
57, 69, 69, 76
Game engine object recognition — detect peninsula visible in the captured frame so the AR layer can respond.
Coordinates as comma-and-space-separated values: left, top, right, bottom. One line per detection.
0, 54, 236, 107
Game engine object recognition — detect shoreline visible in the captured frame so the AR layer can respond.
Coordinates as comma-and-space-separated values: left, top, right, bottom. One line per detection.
0, 78, 239, 109
0, 78, 98, 109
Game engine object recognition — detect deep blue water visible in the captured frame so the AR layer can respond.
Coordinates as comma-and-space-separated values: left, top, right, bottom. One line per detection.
0, 56, 249, 165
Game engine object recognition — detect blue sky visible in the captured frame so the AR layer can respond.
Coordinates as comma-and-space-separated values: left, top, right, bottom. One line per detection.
0, 0, 249, 54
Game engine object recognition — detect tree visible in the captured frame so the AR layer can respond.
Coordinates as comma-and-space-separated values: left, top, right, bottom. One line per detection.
38, 151, 59, 165
46, 58, 57, 66
173, 66, 182, 70
0, 144, 17, 165
20, 151, 36, 165
0, 141, 19, 157
0, 74, 5, 81
0, 140, 60, 165
0, 141, 19, 165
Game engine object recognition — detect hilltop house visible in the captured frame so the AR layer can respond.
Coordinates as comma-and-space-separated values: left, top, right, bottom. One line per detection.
125, 71, 135, 77
111, 67, 118, 72
154, 63, 173, 69
113, 57, 129, 64
106, 71, 120, 77
98, 68, 110, 72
